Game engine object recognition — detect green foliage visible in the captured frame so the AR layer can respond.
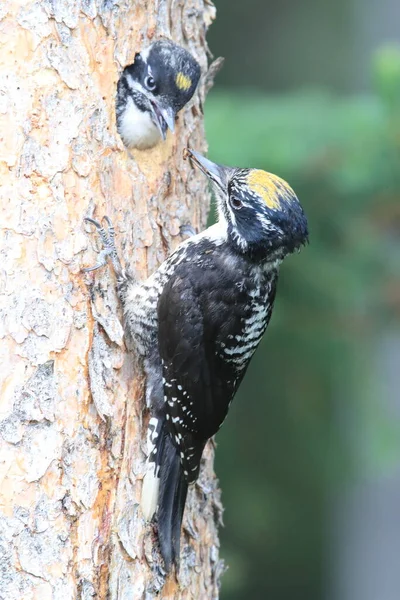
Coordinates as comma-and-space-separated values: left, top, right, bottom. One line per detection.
373, 45, 400, 114
206, 90, 400, 195
204, 78, 400, 600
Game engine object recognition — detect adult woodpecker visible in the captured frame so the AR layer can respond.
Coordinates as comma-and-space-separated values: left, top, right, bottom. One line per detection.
116, 40, 201, 150
83, 149, 308, 571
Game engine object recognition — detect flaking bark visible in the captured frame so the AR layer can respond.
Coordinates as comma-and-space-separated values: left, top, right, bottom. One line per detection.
0, 1, 224, 598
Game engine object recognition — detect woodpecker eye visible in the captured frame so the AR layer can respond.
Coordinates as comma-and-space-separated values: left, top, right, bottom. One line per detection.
230, 197, 243, 210
144, 75, 156, 91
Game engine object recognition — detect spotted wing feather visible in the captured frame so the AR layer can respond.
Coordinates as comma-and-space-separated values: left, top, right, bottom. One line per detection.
158, 273, 211, 482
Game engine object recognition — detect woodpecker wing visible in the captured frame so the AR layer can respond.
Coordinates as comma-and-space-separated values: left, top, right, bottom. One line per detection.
157, 266, 247, 482
155, 248, 277, 570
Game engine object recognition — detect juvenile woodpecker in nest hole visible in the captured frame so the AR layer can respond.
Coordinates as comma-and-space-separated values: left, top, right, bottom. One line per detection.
116, 40, 201, 150
83, 149, 308, 571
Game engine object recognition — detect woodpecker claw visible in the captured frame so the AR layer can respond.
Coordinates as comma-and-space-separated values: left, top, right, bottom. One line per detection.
83, 216, 123, 277
82, 248, 115, 272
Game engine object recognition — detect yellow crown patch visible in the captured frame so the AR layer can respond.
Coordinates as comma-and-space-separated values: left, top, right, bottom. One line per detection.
175, 72, 192, 91
247, 170, 294, 210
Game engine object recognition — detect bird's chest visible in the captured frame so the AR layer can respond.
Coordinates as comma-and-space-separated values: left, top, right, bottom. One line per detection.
118, 96, 160, 149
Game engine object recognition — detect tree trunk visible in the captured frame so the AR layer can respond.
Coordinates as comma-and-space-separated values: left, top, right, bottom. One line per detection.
0, 1, 223, 598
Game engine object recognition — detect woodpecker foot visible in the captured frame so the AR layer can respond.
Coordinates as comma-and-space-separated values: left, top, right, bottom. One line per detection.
83, 216, 123, 277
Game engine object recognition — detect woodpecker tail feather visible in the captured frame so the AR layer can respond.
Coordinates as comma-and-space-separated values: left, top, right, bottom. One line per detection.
157, 428, 188, 571
141, 418, 188, 571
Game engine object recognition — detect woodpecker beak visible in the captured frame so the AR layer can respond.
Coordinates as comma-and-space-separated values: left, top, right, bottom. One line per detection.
186, 149, 226, 191
150, 100, 175, 140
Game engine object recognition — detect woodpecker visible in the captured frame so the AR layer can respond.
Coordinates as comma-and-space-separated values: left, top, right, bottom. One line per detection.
116, 40, 201, 150
83, 149, 308, 571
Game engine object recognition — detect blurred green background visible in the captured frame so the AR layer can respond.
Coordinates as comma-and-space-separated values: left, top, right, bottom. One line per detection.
204, 2, 400, 599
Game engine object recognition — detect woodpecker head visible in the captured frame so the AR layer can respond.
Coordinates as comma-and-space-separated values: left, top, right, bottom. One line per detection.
187, 149, 309, 260
116, 40, 201, 150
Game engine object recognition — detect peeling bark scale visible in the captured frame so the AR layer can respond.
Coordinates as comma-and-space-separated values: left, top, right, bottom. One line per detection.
0, 1, 224, 598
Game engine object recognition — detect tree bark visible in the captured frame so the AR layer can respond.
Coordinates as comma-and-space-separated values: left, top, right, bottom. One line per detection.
0, 1, 223, 598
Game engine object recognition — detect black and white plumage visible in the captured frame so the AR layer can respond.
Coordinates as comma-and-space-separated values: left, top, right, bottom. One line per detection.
116, 40, 201, 150
83, 149, 308, 571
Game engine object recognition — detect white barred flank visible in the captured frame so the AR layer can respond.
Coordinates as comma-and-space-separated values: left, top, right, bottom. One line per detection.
217, 278, 272, 368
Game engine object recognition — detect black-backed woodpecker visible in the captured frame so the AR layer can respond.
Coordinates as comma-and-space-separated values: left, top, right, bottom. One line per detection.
83, 149, 309, 571
116, 40, 201, 150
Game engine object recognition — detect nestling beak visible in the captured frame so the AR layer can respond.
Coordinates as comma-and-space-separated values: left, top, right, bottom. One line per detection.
150, 100, 175, 140
185, 148, 227, 191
